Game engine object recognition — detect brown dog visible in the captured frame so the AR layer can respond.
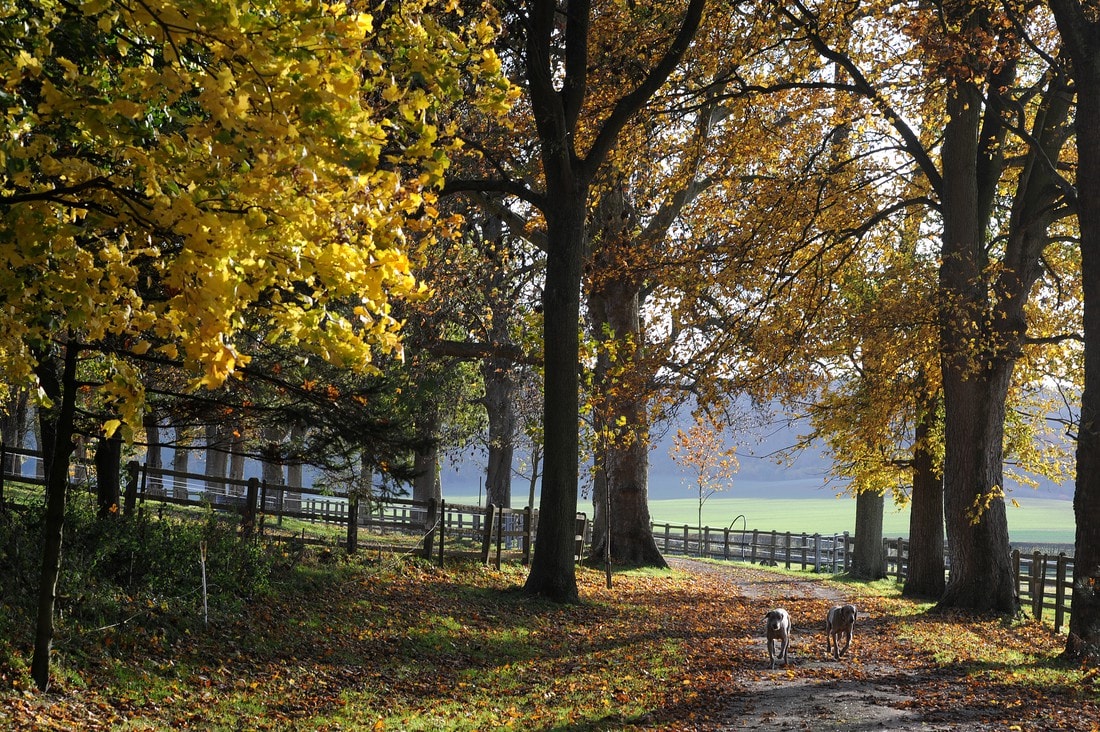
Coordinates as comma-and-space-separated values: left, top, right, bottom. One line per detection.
764, 608, 792, 668
825, 604, 857, 659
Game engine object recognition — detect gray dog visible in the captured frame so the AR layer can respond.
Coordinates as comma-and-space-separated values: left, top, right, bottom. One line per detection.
764, 608, 792, 668
825, 604, 857, 659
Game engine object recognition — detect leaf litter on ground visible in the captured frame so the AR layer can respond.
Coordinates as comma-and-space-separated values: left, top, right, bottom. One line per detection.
1, 552, 1098, 730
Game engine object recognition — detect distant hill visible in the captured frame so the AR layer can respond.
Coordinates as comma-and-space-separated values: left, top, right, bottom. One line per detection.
441, 413, 1074, 503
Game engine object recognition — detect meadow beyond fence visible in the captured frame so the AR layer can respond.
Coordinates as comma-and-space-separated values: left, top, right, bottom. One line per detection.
0, 447, 1074, 631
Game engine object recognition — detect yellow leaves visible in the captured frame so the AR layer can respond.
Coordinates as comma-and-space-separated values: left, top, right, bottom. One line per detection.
0, 0, 509, 433
14, 50, 40, 73
967, 485, 1006, 525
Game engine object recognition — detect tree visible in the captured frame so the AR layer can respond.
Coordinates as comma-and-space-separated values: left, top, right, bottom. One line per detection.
670, 416, 739, 530
1047, 0, 1100, 663
1, 0, 509, 689
768, 0, 1075, 612
450, 0, 707, 601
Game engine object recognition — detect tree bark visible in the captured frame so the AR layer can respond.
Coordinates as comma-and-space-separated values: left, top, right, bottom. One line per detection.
520, 0, 706, 602
478, 207, 517, 509
143, 412, 163, 495
585, 186, 666, 568
935, 32, 1069, 612
1048, 0, 1100, 662
525, 194, 587, 602
261, 426, 287, 508
903, 394, 945, 598
413, 414, 442, 531
171, 423, 193, 500
204, 423, 230, 500
31, 340, 79, 691
94, 428, 122, 517
229, 427, 246, 496
1, 388, 29, 478
851, 489, 886, 580
286, 424, 304, 511
483, 365, 516, 509
937, 74, 1017, 610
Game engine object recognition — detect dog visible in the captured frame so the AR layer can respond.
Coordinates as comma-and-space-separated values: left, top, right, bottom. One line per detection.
764, 608, 792, 668
825, 604, 857, 659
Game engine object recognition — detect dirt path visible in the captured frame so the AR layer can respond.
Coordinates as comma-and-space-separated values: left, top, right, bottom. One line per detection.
666, 558, 969, 731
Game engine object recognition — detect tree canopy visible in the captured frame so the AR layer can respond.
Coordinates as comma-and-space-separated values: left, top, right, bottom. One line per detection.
0, 0, 510, 426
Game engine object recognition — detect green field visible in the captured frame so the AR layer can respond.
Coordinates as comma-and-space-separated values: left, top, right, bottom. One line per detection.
447, 493, 1076, 545
638, 496, 1076, 546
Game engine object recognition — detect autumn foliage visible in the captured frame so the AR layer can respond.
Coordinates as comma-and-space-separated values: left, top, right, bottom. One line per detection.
0, 0, 511, 417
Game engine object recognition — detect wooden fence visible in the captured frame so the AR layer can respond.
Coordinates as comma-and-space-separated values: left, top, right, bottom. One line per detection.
650, 521, 853, 573
0, 445, 1073, 630
656, 522, 1075, 632
0, 450, 586, 570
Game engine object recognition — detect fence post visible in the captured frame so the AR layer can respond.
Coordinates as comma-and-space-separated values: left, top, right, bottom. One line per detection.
895, 538, 905, 581
495, 504, 504, 570
1031, 550, 1045, 621
438, 500, 447, 567
750, 529, 759, 564
1012, 548, 1020, 589
522, 506, 533, 565
123, 460, 140, 518
664, 523, 671, 553
813, 533, 822, 572
346, 488, 359, 554
770, 530, 778, 565
242, 477, 259, 538
801, 533, 808, 570
1055, 553, 1068, 634
702, 526, 710, 558
1025, 550, 1038, 619
723, 528, 731, 561
843, 532, 851, 572
784, 531, 792, 570
422, 499, 438, 560
480, 503, 497, 565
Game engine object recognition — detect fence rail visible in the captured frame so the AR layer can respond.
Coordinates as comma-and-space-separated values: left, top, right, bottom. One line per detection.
654, 521, 1075, 633
0, 450, 585, 570
1, 446, 1074, 630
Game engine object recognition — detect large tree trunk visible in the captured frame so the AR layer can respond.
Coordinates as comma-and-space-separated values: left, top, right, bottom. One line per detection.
261, 426, 287, 512
903, 394, 945, 598
1048, 1, 1100, 662
229, 427, 246, 496
520, 0, 705, 602
286, 424, 304, 512
204, 423, 230, 500
413, 412, 442, 532
525, 195, 586, 603
483, 367, 516, 509
937, 50, 1071, 612
850, 489, 886, 580
938, 75, 1018, 606
260, 427, 286, 485
1, 388, 29, 478
31, 341, 79, 691
94, 428, 122, 518
171, 424, 193, 501
480, 207, 517, 509
585, 186, 666, 568
143, 412, 163, 495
